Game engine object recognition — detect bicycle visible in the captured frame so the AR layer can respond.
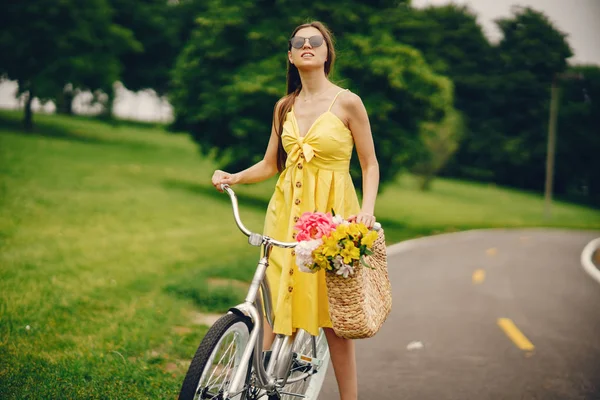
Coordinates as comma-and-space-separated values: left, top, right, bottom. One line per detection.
178, 184, 330, 400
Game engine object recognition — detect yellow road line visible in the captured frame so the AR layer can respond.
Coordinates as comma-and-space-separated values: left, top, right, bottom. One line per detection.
472, 269, 485, 284
497, 318, 535, 351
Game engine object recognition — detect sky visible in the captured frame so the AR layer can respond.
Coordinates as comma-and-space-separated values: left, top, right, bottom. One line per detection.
1, 0, 599, 121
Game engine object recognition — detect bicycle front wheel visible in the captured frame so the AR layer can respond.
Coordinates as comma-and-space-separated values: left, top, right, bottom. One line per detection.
179, 313, 253, 400
281, 328, 330, 400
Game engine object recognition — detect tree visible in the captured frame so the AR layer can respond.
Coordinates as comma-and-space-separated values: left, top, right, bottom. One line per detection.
381, 4, 499, 181
399, 6, 574, 192
484, 6, 573, 190
108, 0, 189, 97
0, 0, 139, 128
169, 0, 455, 191
555, 65, 600, 205
412, 109, 464, 191
335, 32, 454, 189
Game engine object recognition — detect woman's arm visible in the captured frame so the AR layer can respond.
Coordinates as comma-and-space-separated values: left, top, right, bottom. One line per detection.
345, 92, 380, 227
212, 100, 283, 190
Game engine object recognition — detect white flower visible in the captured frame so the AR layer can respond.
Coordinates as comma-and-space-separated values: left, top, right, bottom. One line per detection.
298, 263, 314, 273
294, 239, 322, 273
332, 215, 344, 226
336, 263, 354, 279
332, 215, 350, 226
332, 255, 344, 270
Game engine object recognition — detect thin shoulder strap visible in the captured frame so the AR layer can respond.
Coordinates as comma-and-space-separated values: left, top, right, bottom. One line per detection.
328, 89, 349, 111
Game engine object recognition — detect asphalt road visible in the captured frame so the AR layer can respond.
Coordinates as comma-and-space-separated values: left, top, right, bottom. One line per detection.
319, 229, 600, 400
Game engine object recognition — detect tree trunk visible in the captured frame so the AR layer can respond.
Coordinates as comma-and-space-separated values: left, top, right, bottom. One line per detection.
24, 89, 34, 131
419, 174, 434, 191
56, 87, 75, 115
100, 86, 115, 121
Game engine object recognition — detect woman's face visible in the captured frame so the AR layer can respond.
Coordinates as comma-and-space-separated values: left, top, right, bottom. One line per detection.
288, 27, 328, 70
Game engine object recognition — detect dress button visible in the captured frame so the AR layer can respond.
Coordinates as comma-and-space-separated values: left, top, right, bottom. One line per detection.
288, 286, 293, 292
291, 250, 295, 256
289, 269, 294, 275
295, 199, 301, 205
296, 181, 302, 188
297, 163, 303, 170
292, 233, 296, 239
300, 152, 304, 159
294, 216, 299, 222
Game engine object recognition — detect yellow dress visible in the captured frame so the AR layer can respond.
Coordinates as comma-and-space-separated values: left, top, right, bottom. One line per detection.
263, 89, 361, 337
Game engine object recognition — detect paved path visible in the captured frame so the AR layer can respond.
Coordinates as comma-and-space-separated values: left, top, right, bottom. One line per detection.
319, 229, 600, 400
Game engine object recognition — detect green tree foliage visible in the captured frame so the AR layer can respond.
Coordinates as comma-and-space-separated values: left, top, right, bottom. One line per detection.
383, 4, 499, 179
484, 7, 573, 190
335, 33, 453, 188
108, 0, 200, 97
386, 4, 599, 206
397, 5, 590, 203
169, 0, 454, 190
0, 0, 140, 128
555, 65, 600, 205
412, 109, 464, 191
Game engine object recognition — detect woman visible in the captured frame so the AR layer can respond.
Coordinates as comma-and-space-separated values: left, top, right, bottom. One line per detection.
212, 21, 379, 400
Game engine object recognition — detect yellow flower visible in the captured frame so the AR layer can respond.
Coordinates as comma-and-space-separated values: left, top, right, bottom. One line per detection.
321, 235, 340, 258
334, 224, 349, 236
361, 230, 378, 248
331, 227, 348, 242
357, 223, 369, 236
340, 242, 360, 264
347, 223, 362, 239
313, 251, 329, 269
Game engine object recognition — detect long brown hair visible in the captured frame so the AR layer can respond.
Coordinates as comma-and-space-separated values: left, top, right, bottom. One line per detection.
274, 21, 337, 172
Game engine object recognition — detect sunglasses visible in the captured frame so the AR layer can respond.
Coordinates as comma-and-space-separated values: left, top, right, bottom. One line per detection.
289, 35, 325, 49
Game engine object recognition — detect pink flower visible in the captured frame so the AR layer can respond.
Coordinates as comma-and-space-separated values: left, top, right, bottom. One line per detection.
294, 211, 336, 241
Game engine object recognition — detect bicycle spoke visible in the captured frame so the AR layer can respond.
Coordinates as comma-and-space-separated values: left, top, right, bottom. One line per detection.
203, 330, 240, 393
218, 340, 238, 392
279, 330, 330, 400
204, 338, 231, 387
211, 339, 235, 385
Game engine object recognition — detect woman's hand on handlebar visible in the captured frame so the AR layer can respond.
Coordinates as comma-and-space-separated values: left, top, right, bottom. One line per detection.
212, 170, 239, 192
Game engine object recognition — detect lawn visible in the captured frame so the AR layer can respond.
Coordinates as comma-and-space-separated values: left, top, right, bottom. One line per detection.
1, 110, 598, 398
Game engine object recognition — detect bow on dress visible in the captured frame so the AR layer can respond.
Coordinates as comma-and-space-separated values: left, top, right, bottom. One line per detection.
288, 138, 315, 164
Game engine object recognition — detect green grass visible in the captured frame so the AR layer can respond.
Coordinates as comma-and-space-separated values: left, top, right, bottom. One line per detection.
1, 110, 598, 398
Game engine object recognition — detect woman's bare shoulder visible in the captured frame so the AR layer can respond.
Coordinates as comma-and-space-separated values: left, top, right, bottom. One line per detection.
338, 89, 365, 114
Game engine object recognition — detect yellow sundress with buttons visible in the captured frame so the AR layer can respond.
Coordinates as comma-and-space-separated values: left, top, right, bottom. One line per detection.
263, 89, 360, 337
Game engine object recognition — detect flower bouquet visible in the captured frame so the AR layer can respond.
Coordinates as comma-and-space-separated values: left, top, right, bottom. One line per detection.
293, 211, 379, 279
292, 210, 392, 339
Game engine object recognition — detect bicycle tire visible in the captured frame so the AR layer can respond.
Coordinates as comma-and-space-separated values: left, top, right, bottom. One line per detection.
179, 313, 254, 400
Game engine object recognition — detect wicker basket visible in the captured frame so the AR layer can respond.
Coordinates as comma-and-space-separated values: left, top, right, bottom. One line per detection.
325, 228, 392, 339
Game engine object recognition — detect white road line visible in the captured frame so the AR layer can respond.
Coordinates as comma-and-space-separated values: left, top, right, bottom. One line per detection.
580, 237, 600, 285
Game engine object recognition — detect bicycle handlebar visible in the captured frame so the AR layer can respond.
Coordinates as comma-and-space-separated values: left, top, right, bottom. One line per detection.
221, 184, 298, 248
220, 184, 381, 248
221, 184, 252, 237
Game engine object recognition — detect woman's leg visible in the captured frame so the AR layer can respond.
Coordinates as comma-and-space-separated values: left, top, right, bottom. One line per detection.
263, 317, 275, 350
324, 328, 358, 400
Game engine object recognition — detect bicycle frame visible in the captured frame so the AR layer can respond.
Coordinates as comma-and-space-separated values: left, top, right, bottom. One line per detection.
220, 185, 317, 398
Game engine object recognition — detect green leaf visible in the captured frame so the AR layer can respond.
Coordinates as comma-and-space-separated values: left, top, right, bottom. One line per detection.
359, 256, 373, 269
